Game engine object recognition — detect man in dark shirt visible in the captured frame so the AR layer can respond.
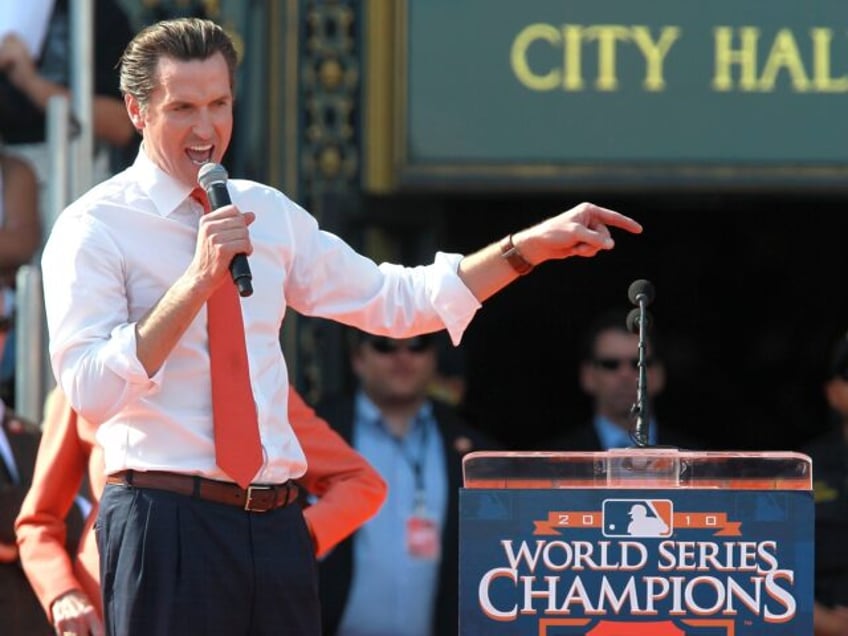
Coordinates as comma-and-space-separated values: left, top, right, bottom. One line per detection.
803, 334, 848, 636
542, 309, 697, 451
311, 331, 500, 636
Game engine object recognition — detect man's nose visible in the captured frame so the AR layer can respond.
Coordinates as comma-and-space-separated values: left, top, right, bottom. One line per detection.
193, 109, 214, 137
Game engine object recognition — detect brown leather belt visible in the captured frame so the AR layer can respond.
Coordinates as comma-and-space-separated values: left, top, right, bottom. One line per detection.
106, 470, 298, 513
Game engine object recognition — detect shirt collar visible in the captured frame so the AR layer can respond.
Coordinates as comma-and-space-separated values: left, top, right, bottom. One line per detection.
594, 414, 657, 449
354, 390, 434, 435
130, 144, 196, 218
354, 391, 382, 425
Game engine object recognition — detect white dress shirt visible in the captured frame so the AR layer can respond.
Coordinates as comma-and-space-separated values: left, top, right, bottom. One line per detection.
0, 0, 55, 57
41, 148, 481, 484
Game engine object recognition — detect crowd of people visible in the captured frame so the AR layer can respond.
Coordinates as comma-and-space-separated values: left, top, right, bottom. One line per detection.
0, 7, 845, 636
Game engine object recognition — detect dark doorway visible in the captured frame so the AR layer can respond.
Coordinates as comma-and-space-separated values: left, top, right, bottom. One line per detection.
433, 190, 848, 452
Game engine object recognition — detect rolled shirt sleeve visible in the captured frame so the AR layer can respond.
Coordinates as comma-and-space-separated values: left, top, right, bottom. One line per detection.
282, 198, 481, 344
42, 209, 162, 424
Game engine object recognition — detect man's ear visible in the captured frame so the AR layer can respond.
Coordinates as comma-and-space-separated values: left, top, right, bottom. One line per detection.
125, 93, 144, 132
648, 361, 666, 397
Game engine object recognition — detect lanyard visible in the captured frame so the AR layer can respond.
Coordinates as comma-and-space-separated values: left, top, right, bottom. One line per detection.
388, 416, 430, 511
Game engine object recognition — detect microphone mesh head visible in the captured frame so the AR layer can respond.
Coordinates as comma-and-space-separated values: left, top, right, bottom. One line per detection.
197, 162, 228, 189
626, 308, 652, 333
627, 279, 655, 305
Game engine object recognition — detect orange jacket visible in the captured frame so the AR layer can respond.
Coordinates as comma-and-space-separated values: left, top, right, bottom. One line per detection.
15, 388, 385, 621
292, 388, 387, 558
14, 389, 102, 621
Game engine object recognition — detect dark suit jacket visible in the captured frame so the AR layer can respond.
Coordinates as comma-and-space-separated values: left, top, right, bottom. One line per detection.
543, 420, 701, 452
313, 396, 498, 636
0, 409, 84, 635
0, 408, 86, 635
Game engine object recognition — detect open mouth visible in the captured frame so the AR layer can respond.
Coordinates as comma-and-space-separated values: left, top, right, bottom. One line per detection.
186, 145, 214, 165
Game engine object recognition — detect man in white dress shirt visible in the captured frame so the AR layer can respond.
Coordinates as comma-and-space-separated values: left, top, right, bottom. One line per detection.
40, 17, 643, 636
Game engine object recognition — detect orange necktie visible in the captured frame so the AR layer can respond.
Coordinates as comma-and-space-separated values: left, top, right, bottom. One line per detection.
191, 188, 263, 488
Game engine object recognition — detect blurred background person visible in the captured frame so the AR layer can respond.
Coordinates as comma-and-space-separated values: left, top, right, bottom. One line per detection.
0, 1, 54, 59
803, 333, 848, 636
0, 141, 40, 408
311, 330, 501, 636
0, 0, 137, 186
541, 309, 698, 451
0, 0, 134, 413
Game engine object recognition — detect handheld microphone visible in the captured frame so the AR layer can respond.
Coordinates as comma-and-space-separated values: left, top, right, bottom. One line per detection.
197, 162, 253, 297
627, 279, 654, 447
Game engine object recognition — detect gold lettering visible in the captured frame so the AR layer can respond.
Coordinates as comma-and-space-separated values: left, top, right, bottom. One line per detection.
510, 23, 561, 91
513, 23, 680, 93
584, 25, 631, 90
630, 26, 681, 91
713, 27, 760, 91
811, 28, 848, 92
759, 29, 810, 91
562, 25, 585, 90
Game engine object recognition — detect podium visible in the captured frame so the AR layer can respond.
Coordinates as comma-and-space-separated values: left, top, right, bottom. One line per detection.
459, 449, 813, 635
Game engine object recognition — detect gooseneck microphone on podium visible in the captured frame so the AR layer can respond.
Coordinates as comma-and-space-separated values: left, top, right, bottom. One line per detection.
197, 162, 253, 297
626, 279, 655, 447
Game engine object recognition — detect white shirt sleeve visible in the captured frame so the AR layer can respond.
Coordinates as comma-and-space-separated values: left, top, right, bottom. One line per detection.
280, 198, 481, 345
42, 210, 161, 424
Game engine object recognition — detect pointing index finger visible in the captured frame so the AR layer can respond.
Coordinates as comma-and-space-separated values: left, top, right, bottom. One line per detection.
592, 206, 643, 234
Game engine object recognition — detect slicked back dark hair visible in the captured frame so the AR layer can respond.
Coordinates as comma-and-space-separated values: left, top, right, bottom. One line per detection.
119, 18, 238, 109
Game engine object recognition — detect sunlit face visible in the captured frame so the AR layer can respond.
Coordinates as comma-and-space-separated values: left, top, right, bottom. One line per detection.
352, 338, 438, 407
825, 376, 848, 419
125, 53, 233, 187
580, 329, 666, 424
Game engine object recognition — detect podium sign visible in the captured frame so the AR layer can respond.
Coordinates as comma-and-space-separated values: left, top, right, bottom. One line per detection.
460, 450, 813, 635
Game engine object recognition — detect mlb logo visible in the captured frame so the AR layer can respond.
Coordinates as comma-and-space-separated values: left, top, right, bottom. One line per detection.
602, 498, 673, 537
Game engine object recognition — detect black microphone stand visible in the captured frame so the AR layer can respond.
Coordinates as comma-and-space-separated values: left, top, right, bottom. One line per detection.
626, 280, 655, 448
629, 303, 650, 447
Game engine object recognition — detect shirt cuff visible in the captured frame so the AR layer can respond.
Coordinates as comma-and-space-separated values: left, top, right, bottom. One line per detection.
102, 322, 164, 390
429, 252, 482, 346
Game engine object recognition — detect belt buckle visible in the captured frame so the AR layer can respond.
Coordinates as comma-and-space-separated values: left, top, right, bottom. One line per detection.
244, 485, 274, 512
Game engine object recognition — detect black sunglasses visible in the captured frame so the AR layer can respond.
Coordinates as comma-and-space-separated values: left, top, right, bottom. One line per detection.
367, 336, 433, 355
593, 357, 653, 371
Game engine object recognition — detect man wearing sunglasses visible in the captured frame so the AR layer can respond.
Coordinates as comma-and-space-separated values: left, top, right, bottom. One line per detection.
802, 334, 848, 636
544, 310, 696, 451
309, 331, 499, 636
